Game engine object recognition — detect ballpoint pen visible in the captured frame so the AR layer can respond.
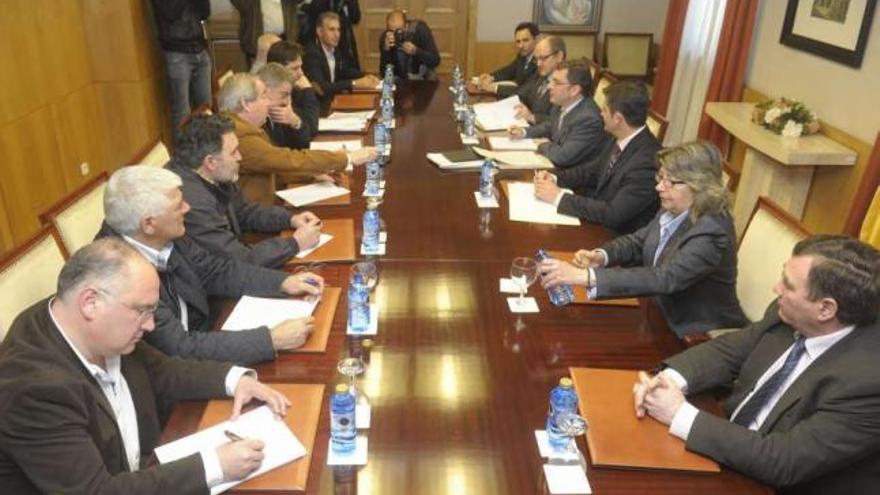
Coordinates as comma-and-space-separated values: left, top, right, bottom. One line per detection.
224, 429, 245, 442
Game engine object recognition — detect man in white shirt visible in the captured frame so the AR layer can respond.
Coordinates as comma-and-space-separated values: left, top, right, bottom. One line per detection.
0, 238, 290, 493
633, 235, 880, 494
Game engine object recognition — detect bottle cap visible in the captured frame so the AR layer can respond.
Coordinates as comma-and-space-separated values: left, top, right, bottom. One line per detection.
336, 383, 350, 394
559, 377, 573, 388
362, 339, 374, 349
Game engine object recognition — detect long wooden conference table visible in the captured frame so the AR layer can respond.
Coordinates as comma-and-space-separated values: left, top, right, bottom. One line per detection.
160, 80, 772, 494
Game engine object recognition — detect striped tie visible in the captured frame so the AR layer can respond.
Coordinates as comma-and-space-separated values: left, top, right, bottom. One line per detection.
732, 336, 807, 428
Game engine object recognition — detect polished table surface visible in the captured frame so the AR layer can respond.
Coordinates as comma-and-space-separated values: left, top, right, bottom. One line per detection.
160, 81, 772, 495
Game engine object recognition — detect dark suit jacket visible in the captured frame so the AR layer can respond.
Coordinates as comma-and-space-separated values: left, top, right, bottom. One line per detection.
491, 54, 536, 86
512, 73, 552, 124
0, 299, 232, 494
231, 0, 302, 59
168, 162, 298, 268
378, 20, 440, 79
302, 41, 364, 110
665, 302, 880, 494
555, 127, 660, 234
597, 210, 748, 336
264, 87, 320, 150
525, 97, 607, 168
96, 224, 284, 365
300, 0, 361, 70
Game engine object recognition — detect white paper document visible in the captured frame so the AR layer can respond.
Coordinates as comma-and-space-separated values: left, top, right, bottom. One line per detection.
426, 153, 483, 170
473, 95, 529, 131
506, 182, 580, 225
507, 296, 540, 313
155, 406, 307, 495
474, 191, 499, 208
488, 136, 539, 151
222, 296, 317, 331
327, 110, 375, 121
318, 118, 368, 132
275, 183, 350, 207
295, 233, 334, 258
309, 140, 363, 152
473, 147, 554, 170
543, 465, 592, 494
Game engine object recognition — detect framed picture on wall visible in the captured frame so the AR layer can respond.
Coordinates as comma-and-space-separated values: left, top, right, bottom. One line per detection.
780, 0, 877, 68
533, 0, 603, 32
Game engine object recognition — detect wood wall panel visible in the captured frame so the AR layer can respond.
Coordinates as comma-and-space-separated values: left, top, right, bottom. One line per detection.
95, 81, 154, 170
0, 190, 14, 254
82, 0, 141, 82
50, 85, 108, 191
735, 87, 872, 234
473, 42, 516, 76
0, 108, 68, 244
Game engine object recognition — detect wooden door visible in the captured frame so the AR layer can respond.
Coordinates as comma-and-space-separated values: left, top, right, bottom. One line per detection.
357, 0, 470, 75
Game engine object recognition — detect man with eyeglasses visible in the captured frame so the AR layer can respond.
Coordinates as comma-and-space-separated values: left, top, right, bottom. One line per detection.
508, 62, 605, 168
477, 22, 539, 92
533, 80, 661, 234
97, 165, 323, 366
506, 35, 566, 125
0, 238, 292, 493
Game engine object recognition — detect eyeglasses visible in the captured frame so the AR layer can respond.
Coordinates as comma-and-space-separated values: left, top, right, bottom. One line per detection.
534, 51, 558, 63
97, 289, 158, 323
549, 78, 572, 86
655, 173, 687, 188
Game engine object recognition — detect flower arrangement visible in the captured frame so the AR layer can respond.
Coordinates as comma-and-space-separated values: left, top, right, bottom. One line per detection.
751, 97, 820, 137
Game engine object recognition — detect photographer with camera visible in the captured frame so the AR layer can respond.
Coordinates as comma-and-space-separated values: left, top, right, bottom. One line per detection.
379, 10, 440, 81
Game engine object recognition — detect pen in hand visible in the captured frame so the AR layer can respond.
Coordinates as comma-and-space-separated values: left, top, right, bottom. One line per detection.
224, 429, 245, 442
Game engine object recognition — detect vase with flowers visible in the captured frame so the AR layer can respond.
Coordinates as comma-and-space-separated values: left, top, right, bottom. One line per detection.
751, 97, 820, 138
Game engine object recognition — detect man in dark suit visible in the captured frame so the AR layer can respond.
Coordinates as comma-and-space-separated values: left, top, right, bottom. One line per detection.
300, 0, 362, 71
477, 21, 539, 91
534, 80, 660, 233
508, 62, 606, 168
378, 9, 440, 80
0, 238, 291, 493
168, 113, 321, 268
634, 235, 880, 494
302, 11, 379, 110
507, 35, 566, 125
100, 165, 324, 365
262, 42, 320, 150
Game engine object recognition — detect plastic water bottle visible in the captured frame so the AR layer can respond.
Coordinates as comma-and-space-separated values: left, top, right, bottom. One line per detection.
452, 64, 462, 87
479, 159, 497, 199
362, 204, 381, 253
347, 273, 370, 333
373, 121, 387, 157
384, 64, 395, 84
330, 383, 357, 454
463, 106, 476, 138
546, 377, 579, 451
365, 160, 382, 196
381, 94, 394, 126
536, 249, 574, 306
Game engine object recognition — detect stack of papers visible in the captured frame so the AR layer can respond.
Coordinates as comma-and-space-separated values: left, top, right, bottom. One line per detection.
155, 406, 307, 495
221, 296, 318, 331
309, 140, 363, 152
473, 95, 529, 131
506, 182, 580, 225
426, 153, 484, 170
488, 136, 539, 151
318, 111, 375, 132
473, 147, 554, 170
276, 183, 350, 207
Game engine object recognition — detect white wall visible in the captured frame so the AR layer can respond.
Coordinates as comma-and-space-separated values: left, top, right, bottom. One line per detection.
746, 0, 880, 144
477, 0, 669, 42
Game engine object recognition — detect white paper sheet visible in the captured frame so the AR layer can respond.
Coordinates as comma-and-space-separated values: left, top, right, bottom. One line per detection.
221, 296, 317, 331
488, 136, 539, 151
326, 435, 369, 466
295, 233, 334, 258
473, 95, 529, 131
155, 406, 306, 495
474, 191, 499, 208
506, 182, 580, 225
275, 183, 350, 207
310, 140, 363, 152
543, 465, 592, 494
473, 147, 554, 170
327, 110, 375, 121
318, 119, 368, 132
507, 297, 540, 313
426, 153, 483, 170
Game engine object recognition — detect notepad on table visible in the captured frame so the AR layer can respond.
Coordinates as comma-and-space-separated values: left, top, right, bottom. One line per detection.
506, 181, 580, 225
488, 136, 539, 151
221, 296, 318, 331
426, 153, 484, 170
276, 183, 350, 207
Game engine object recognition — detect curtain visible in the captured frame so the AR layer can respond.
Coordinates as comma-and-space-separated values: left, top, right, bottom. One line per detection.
651, 0, 690, 117
663, 0, 727, 146
697, 0, 761, 153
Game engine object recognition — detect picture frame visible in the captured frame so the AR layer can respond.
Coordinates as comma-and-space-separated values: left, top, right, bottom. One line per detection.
780, 0, 877, 68
532, 0, 603, 33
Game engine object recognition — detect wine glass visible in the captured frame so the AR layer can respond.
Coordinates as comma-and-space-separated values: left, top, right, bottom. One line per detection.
337, 357, 366, 398
510, 257, 538, 307
350, 261, 379, 292
548, 412, 589, 470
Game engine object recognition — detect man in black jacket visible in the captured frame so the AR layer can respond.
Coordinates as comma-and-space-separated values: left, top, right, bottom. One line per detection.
303, 11, 379, 110
258, 59, 319, 150
379, 9, 440, 80
533, 80, 660, 234
100, 165, 323, 365
150, 0, 212, 134
168, 113, 321, 267
477, 21, 539, 92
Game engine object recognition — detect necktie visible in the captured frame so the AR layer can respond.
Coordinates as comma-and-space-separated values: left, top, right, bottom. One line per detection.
608, 144, 622, 169
537, 79, 549, 97
732, 336, 807, 428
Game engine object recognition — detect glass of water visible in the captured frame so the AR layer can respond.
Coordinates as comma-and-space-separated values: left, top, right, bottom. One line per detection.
510, 257, 538, 306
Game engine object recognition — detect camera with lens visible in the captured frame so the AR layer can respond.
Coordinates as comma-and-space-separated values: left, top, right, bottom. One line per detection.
393, 26, 412, 47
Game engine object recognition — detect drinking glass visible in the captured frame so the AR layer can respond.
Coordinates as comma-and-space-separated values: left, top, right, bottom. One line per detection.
350, 261, 379, 292
548, 412, 589, 470
510, 257, 538, 306
337, 357, 366, 396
